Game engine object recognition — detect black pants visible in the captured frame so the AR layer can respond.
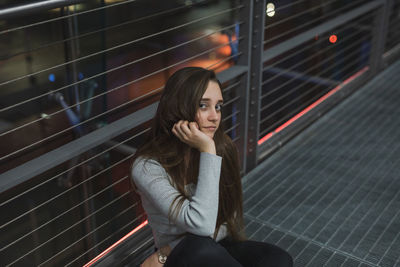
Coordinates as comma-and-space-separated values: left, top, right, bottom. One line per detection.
164, 234, 293, 267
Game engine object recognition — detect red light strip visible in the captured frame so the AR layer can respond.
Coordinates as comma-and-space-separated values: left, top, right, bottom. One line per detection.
83, 220, 148, 267
258, 66, 369, 145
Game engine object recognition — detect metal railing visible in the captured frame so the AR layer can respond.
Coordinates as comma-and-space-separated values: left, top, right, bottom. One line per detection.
0, 0, 398, 266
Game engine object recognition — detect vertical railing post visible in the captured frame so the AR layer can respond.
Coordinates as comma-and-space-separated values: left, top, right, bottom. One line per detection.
236, 0, 253, 174
245, 0, 265, 173
369, 0, 392, 74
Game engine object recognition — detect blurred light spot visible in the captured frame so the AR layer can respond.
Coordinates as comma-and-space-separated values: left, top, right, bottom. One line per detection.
329, 35, 338, 43
48, 73, 55, 82
218, 45, 231, 56
67, 4, 84, 12
40, 113, 51, 119
78, 72, 84, 80
266, 3, 275, 17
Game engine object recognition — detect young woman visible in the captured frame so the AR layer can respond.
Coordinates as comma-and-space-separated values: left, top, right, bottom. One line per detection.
131, 67, 293, 267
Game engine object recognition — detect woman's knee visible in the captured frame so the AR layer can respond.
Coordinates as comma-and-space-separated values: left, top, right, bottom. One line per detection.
221, 239, 293, 267
265, 245, 293, 267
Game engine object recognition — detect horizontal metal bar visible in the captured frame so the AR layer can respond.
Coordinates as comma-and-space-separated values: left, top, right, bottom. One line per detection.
222, 110, 241, 123
265, 66, 338, 86
1, 151, 135, 229
0, 128, 149, 209
207, 50, 244, 71
232, 135, 240, 143
0, 102, 157, 194
263, 0, 383, 63
222, 95, 240, 107
0, 0, 137, 34
224, 122, 240, 134
383, 41, 400, 59
104, 140, 137, 156
222, 80, 241, 94
0, 0, 84, 19
216, 65, 248, 83
270, 0, 308, 14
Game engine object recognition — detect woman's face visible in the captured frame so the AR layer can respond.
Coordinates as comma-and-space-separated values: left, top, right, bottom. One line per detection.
195, 81, 223, 138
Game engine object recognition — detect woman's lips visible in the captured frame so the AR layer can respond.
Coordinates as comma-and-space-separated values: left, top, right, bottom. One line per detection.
203, 127, 216, 131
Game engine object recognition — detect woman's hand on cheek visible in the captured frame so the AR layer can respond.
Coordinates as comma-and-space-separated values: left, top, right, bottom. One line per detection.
172, 120, 216, 154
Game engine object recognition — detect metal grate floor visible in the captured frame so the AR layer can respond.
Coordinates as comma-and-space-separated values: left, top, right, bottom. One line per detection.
243, 60, 400, 267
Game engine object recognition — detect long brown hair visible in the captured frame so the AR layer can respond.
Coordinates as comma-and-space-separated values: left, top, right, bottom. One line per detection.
132, 67, 245, 240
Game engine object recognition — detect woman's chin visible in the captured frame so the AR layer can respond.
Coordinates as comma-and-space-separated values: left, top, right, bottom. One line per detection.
200, 129, 215, 138
206, 133, 214, 138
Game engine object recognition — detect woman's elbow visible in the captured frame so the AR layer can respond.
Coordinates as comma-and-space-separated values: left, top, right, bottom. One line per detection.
186, 219, 215, 236
181, 206, 217, 236
194, 225, 214, 236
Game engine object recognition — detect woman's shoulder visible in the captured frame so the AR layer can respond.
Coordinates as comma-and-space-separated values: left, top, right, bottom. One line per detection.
132, 156, 163, 173
131, 156, 174, 195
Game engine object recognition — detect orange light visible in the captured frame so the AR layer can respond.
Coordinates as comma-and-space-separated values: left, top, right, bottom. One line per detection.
329, 35, 337, 43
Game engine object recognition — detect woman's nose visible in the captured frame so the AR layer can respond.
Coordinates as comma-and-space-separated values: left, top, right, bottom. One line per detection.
208, 108, 218, 121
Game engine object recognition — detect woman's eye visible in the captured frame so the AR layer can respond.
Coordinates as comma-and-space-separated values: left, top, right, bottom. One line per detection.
199, 103, 222, 111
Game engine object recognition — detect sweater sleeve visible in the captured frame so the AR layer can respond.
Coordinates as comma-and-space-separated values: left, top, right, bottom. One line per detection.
131, 152, 222, 236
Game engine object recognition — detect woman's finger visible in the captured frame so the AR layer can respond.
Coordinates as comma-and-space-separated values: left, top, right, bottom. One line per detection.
175, 121, 189, 141
175, 121, 186, 139
189, 121, 199, 131
172, 124, 183, 141
171, 125, 177, 136
180, 121, 192, 137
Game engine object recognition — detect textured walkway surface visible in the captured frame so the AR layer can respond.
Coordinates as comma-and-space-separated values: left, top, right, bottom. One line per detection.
243, 60, 400, 267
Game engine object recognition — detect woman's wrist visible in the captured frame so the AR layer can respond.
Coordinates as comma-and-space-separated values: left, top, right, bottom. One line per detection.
157, 245, 171, 264
199, 143, 216, 154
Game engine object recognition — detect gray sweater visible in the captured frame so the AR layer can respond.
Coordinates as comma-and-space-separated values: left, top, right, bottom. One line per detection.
131, 152, 227, 249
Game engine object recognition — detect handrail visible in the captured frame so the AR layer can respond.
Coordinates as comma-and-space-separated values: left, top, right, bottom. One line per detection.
0, 0, 84, 19
0, 103, 157, 193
